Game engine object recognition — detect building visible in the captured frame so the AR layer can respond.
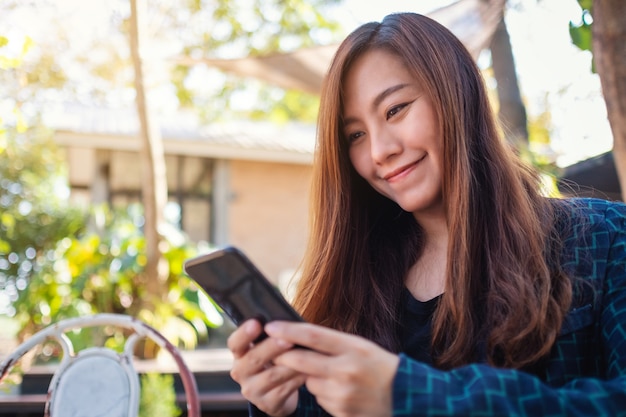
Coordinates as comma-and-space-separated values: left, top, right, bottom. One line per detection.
558, 151, 621, 202
48, 105, 315, 288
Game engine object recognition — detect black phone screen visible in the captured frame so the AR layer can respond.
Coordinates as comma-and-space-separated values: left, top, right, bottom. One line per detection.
183, 246, 304, 333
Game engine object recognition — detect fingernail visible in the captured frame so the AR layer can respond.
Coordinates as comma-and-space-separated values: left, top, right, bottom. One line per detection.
265, 322, 279, 334
245, 320, 257, 334
276, 338, 292, 348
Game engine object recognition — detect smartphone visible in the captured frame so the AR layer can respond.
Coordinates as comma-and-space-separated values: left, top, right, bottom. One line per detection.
183, 246, 304, 342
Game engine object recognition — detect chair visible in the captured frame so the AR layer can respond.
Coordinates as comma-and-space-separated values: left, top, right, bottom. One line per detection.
0, 313, 201, 417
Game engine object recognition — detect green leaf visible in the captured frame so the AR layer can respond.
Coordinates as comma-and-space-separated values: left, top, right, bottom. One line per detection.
577, 0, 593, 12
139, 373, 181, 417
569, 21, 592, 51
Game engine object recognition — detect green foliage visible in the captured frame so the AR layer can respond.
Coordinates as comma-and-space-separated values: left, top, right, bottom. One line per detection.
1, 16, 226, 357
2, 1, 341, 124
0, 34, 68, 111
569, 0, 595, 72
178, 0, 341, 122
139, 373, 181, 417
12, 204, 223, 355
0, 124, 86, 317
202, 0, 341, 55
569, 19, 592, 52
1, 33, 85, 324
249, 87, 320, 124
523, 105, 562, 197
171, 65, 194, 108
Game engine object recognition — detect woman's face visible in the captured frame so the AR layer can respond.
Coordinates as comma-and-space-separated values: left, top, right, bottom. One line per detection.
342, 49, 444, 216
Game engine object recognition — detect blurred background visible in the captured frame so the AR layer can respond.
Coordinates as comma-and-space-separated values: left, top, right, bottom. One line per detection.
0, 0, 624, 414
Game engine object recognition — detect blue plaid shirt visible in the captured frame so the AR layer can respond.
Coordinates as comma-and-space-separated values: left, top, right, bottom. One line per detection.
252, 198, 626, 416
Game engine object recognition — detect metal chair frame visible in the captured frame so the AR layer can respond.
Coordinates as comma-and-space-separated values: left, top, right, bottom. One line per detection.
0, 313, 200, 417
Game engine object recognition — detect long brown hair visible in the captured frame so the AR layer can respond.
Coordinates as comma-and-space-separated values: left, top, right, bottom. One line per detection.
292, 13, 572, 369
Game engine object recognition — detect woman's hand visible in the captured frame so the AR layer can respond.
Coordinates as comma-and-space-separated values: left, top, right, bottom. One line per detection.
227, 319, 306, 417
266, 321, 400, 417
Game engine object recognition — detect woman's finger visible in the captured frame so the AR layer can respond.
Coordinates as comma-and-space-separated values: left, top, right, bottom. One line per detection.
265, 321, 361, 356
273, 347, 334, 377
230, 335, 295, 381
227, 319, 263, 358
235, 364, 304, 417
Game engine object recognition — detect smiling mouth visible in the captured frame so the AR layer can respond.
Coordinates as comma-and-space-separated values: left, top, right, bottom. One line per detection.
383, 155, 426, 182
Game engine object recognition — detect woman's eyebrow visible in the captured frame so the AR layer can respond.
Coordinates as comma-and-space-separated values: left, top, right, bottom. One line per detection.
373, 83, 409, 108
342, 114, 355, 126
341, 83, 411, 128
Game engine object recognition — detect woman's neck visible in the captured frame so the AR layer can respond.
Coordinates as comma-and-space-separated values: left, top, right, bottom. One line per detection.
407, 210, 448, 302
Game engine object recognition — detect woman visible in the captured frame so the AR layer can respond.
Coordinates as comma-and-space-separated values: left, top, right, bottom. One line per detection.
228, 12, 626, 416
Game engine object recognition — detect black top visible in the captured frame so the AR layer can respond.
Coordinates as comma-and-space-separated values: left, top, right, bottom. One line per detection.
398, 288, 440, 364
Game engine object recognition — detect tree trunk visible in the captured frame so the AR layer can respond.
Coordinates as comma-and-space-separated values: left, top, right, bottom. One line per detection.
592, 0, 626, 201
129, 0, 169, 300
490, 16, 528, 147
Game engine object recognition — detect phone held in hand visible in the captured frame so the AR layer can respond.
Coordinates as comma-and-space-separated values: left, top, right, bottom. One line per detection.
183, 246, 305, 342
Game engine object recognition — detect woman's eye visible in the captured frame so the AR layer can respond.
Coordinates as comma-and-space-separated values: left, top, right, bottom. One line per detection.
347, 131, 364, 143
386, 103, 408, 120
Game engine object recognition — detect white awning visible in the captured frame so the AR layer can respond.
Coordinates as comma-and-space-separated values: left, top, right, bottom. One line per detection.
173, 0, 506, 94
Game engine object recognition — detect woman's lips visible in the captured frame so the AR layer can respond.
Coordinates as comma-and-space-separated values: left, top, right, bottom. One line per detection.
383, 155, 426, 182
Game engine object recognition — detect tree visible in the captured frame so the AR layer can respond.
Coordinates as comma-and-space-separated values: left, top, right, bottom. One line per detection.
129, 0, 168, 305
122, 0, 342, 304
592, 0, 626, 201
571, 0, 626, 200
0, 36, 219, 348
490, 15, 529, 146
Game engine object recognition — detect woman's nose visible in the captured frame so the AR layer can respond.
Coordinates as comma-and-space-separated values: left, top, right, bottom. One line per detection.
370, 130, 401, 164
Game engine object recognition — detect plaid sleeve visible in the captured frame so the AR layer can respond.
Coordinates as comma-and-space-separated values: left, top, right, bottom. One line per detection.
248, 402, 267, 416
600, 201, 626, 381
393, 353, 626, 416
295, 385, 330, 416
392, 199, 626, 416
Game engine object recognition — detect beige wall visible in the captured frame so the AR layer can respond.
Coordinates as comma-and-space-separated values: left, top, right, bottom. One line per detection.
63, 145, 312, 290
228, 160, 312, 287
